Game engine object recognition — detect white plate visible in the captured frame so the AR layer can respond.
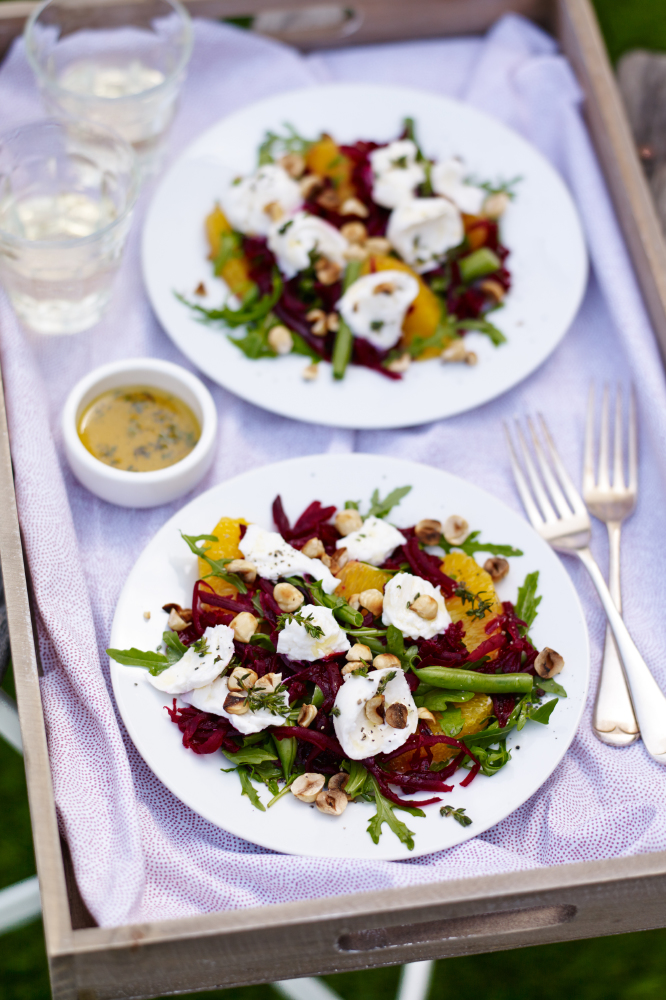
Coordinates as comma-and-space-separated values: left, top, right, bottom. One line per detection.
142, 83, 588, 430
110, 454, 590, 860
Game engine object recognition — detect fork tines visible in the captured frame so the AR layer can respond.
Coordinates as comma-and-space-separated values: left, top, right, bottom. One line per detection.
584, 385, 637, 501
504, 415, 590, 546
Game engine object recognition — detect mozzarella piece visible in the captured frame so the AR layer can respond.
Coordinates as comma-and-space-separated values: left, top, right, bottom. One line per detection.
276, 605, 350, 662
181, 675, 289, 734
337, 270, 419, 351
336, 515, 405, 567
369, 140, 425, 209
382, 572, 451, 640
267, 211, 348, 279
387, 197, 463, 273
239, 524, 340, 595
430, 158, 486, 216
333, 667, 418, 760
220, 164, 302, 237
147, 624, 234, 694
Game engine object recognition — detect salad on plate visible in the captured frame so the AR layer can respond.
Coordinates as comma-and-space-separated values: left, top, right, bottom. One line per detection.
109, 486, 567, 851
179, 119, 516, 383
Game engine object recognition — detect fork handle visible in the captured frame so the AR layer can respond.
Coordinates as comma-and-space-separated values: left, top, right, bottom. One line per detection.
592, 522, 639, 745
576, 546, 666, 764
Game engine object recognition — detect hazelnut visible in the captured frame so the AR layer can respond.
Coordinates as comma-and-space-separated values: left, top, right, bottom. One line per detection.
273, 582, 304, 613
302, 537, 326, 559
316, 788, 348, 815
167, 607, 189, 631
297, 703, 318, 727
229, 612, 259, 643
346, 643, 372, 662
280, 152, 306, 178
253, 672, 282, 694
373, 653, 401, 671
328, 772, 349, 793
373, 281, 396, 295
443, 515, 469, 545
465, 351, 478, 366
326, 312, 340, 332
268, 324, 293, 355
479, 278, 506, 303
302, 363, 319, 381
316, 188, 340, 211
441, 340, 468, 363
315, 257, 342, 286
143, 611, 151, 620
329, 547, 349, 574
534, 647, 565, 679
410, 594, 439, 621
225, 559, 258, 585
365, 694, 385, 725
484, 556, 510, 582
340, 197, 369, 218
385, 702, 409, 729
320, 554, 332, 568
300, 174, 323, 198
415, 518, 443, 546
264, 200, 284, 221
194, 282, 206, 297
483, 191, 510, 219
292, 772, 325, 803
335, 509, 363, 536
340, 221, 367, 244
223, 693, 249, 715
365, 237, 392, 254
306, 307, 328, 336
228, 666, 258, 693
343, 244, 369, 262
417, 706, 437, 726
348, 593, 361, 611
386, 353, 411, 374
341, 660, 365, 675
359, 589, 383, 617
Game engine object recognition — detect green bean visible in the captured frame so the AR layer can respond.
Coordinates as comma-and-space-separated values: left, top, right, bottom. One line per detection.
414, 666, 533, 694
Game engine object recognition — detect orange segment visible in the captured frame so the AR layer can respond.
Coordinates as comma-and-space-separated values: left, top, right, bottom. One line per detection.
199, 517, 248, 598
335, 560, 391, 601
204, 204, 254, 300
389, 694, 492, 773
441, 551, 503, 654
362, 254, 446, 359
305, 136, 355, 201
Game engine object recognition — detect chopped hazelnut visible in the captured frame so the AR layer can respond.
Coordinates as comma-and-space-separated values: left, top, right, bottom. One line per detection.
194, 282, 206, 296
268, 325, 293, 355
292, 772, 325, 803
365, 237, 392, 254
316, 188, 340, 211
167, 608, 189, 631
373, 281, 396, 295
385, 702, 409, 729
225, 559, 258, 584
302, 363, 319, 381
143, 611, 151, 620
229, 612, 259, 643
328, 772, 349, 793
300, 174, 323, 198
280, 152, 306, 178
415, 519, 443, 546
343, 244, 369, 261
365, 694, 385, 725
534, 647, 564, 679
306, 307, 328, 336
253, 672, 281, 694
465, 351, 478, 366
264, 200, 284, 222
326, 312, 340, 332
483, 191, 510, 219
340, 197, 369, 218
315, 257, 342, 286
359, 588, 383, 617
373, 653, 401, 670
297, 703, 318, 728
348, 593, 361, 611
223, 693, 248, 715
341, 660, 364, 675
441, 340, 468, 363
316, 788, 348, 815
484, 556, 510, 582
340, 221, 367, 244
335, 509, 363, 536
410, 594, 439, 621
228, 666, 258, 693
330, 547, 349, 574
302, 537, 325, 559
443, 515, 469, 545
479, 278, 506, 303
417, 706, 437, 726
386, 353, 411, 374
273, 582, 304, 612
346, 643, 372, 662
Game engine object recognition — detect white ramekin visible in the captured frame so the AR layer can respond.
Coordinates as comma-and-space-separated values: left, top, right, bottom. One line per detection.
61, 358, 217, 508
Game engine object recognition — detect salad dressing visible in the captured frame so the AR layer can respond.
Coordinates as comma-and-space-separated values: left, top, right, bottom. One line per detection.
78, 385, 200, 472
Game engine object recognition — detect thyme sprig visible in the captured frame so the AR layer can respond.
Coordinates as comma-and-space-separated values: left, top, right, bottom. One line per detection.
276, 610, 324, 640
440, 805, 473, 827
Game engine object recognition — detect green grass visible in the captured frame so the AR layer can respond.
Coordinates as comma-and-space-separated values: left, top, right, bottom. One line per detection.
2, 1, 666, 997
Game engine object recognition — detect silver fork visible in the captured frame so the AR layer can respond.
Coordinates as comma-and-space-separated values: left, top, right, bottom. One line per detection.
584, 386, 639, 746
505, 415, 666, 766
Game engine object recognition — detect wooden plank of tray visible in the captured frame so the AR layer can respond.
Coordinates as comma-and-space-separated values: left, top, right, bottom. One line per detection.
1, 0, 666, 997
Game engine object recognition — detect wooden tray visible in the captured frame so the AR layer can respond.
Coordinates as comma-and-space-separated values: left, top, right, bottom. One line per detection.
2, 2, 666, 997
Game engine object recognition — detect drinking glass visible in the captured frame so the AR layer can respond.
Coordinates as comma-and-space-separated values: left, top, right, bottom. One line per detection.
24, 0, 193, 177
0, 119, 139, 334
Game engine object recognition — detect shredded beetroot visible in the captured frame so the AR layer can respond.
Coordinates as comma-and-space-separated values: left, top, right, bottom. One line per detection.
166, 701, 240, 755
403, 537, 456, 597
492, 694, 516, 728
271, 725, 344, 758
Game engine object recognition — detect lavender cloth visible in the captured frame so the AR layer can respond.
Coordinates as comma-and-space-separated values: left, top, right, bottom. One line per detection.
2, 14, 666, 928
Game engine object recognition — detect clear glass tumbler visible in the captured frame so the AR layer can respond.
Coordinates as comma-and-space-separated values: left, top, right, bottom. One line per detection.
0, 119, 139, 335
24, 0, 193, 177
